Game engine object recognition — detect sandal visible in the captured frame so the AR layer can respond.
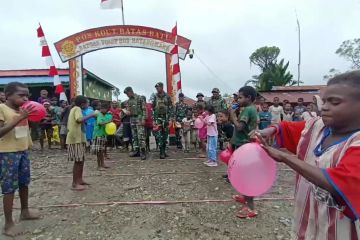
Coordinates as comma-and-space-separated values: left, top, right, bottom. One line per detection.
232, 195, 246, 204
236, 206, 258, 219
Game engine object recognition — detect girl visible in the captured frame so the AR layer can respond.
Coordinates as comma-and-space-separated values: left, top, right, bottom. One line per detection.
257, 70, 360, 239
204, 105, 218, 167
197, 105, 207, 158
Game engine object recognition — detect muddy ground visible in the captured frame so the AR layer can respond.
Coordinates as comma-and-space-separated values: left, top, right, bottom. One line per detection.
1, 144, 295, 240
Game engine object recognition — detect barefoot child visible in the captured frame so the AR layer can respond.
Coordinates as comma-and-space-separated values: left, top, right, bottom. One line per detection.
66, 95, 96, 191
257, 70, 360, 239
197, 105, 207, 158
181, 110, 193, 153
0, 82, 40, 237
93, 102, 112, 170
230, 86, 259, 218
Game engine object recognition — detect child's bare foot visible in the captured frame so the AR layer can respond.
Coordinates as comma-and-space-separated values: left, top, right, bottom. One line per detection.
198, 154, 206, 158
80, 180, 91, 186
102, 164, 110, 169
20, 208, 40, 221
3, 223, 25, 237
71, 184, 86, 191
97, 167, 106, 171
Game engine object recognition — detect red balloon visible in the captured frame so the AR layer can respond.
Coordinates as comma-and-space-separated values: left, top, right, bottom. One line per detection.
219, 148, 233, 165
21, 101, 46, 122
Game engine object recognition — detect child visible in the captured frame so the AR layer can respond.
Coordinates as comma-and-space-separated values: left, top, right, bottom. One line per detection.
0, 82, 40, 237
144, 102, 154, 152
182, 110, 193, 153
92, 102, 112, 170
197, 105, 207, 158
39, 101, 55, 150
269, 97, 284, 124
293, 97, 306, 121
258, 103, 272, 130
190, 110, 199, 152
66, 95, 96, 191
256, 70, 360, 239
0, 91, 6, 104
301, 103, 318, 121
218, 110, 234, 183
203, 105, 218, 167
120, 101, 133, 152
283, 103, 294, 121
230, 86, 259, 218
83, 99, 95, 151
60, 99, 73, 150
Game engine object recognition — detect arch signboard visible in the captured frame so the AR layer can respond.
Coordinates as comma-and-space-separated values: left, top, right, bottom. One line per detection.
54, 25, 192, 98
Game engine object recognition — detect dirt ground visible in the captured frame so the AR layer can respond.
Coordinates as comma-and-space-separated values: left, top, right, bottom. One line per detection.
1, 144, 296, 240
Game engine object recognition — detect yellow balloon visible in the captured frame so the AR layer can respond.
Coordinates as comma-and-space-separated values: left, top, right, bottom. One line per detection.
105, 122, 117, 135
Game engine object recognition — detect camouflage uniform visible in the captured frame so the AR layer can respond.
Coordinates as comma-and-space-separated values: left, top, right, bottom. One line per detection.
126, 90, 147, 158
150, 83, 174, 158
207, 88, 228, 149
175, 97, 189, 149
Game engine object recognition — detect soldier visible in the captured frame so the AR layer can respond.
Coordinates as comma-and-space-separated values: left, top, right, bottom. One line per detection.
124, 87, 147, 160
175, 93, 188, 149
192, 93, 206, 114
150, 82, 174, 159
207, 88, 228, 149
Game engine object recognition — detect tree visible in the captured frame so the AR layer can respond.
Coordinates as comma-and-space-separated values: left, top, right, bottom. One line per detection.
335, 38, 360, 69
246, 46, 295, 91
323, 68, 342, 81
249, 46, 280, 71
113, 88, 120, 101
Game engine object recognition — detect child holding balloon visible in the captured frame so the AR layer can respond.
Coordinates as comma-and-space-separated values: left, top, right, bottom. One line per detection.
66, 95, 97, 191
92, 102, 113, 170
257, 70, 360, 239
230, 86, 259, 218
0, 82, 40, 237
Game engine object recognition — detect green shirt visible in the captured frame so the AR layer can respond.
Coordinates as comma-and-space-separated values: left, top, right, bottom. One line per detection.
93, 112, 113, 139
231, 105, 258, 147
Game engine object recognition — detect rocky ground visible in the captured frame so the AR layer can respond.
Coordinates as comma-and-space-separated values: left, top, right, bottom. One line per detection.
0, 144, 295, 240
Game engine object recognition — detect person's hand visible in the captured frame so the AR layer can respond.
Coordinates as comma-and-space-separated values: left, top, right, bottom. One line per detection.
255, 132, 292, 162
19, 105, 36, 120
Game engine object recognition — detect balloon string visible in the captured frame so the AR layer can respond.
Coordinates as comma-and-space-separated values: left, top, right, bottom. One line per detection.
13, 197, 294, 209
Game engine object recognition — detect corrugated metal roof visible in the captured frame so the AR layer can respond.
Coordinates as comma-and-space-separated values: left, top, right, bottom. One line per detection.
0, 69, 70, 77
259, 91, 321, 103
270, 85, 326, 91
0, 76, 69, 85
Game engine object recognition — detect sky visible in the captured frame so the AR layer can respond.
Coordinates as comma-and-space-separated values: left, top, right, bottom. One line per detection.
1, 0, 359, 100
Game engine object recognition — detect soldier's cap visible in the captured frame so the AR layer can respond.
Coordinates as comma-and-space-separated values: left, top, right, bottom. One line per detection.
212, 88, 220, 93
123, 86, 133, 94
155, 82, 164, 88
233, 92, 238, 97
196, 92, 204, 97
178, 93, 184, 98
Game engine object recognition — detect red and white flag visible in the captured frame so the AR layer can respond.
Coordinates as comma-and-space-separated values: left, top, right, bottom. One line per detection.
37, 24, 67, 102
170, 23, 182, 102
100, 0, 123, 9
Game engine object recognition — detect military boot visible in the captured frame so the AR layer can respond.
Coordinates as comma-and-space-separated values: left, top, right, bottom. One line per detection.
140, 148, 146, 160
160, 148, 166, 159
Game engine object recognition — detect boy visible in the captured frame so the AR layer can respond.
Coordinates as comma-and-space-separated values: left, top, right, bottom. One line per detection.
218, 110, 234, 183
39, 101, 55, 150
258, 103, 272, 130
230, 86, 258, 218
92, 102, 112, 170
0, 82, 40, 237
60, 99, 72, 150
293, 97, 306, 121
37, 89, 48, 104
257, 70, 360, 239
301, 103, 318, 121
0, 91, 5, 104
182, 110, 193, 153
283, 103, 294, 121
66, 95, 96, 191
269, 97, 284, 124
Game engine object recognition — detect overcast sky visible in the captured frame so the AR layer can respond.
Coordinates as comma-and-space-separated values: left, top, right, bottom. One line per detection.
1, 0, 359, 100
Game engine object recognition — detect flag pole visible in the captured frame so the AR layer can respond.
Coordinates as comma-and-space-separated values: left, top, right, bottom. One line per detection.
121, 0, 125, 25
295, 9, 301, 86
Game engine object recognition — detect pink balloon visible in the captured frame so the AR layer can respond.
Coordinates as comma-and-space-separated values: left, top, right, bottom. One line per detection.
194, 118, 204, 129
21, 101, 46, 122
228, 143, 276, 197
220, 148, 233, 165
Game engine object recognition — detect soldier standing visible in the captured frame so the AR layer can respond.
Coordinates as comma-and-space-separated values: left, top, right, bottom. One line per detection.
150, 82, 174, 159
175, 93, 188, 149
192, 93, 206, 114
207, 88, 228, 149
124, 87, 147, 160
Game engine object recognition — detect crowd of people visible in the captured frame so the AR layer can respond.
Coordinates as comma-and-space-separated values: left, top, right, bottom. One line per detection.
1, 70, 360, 239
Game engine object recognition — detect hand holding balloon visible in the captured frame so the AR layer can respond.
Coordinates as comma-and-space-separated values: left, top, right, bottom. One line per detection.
19, 104, 36, 120
21, 101, 46, 122
255, 132, 293, 163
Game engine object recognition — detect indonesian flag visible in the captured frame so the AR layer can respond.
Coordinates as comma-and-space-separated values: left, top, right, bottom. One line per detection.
100, 0, 123, 9
170, 23, 182, 102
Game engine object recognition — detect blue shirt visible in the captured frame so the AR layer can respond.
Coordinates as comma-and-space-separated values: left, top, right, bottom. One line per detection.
259, 111, 272, 130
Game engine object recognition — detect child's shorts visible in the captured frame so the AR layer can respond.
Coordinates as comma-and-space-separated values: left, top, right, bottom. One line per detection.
92, 137, 107, 154
68, 143, 86, 162
0, 151, 30, 194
